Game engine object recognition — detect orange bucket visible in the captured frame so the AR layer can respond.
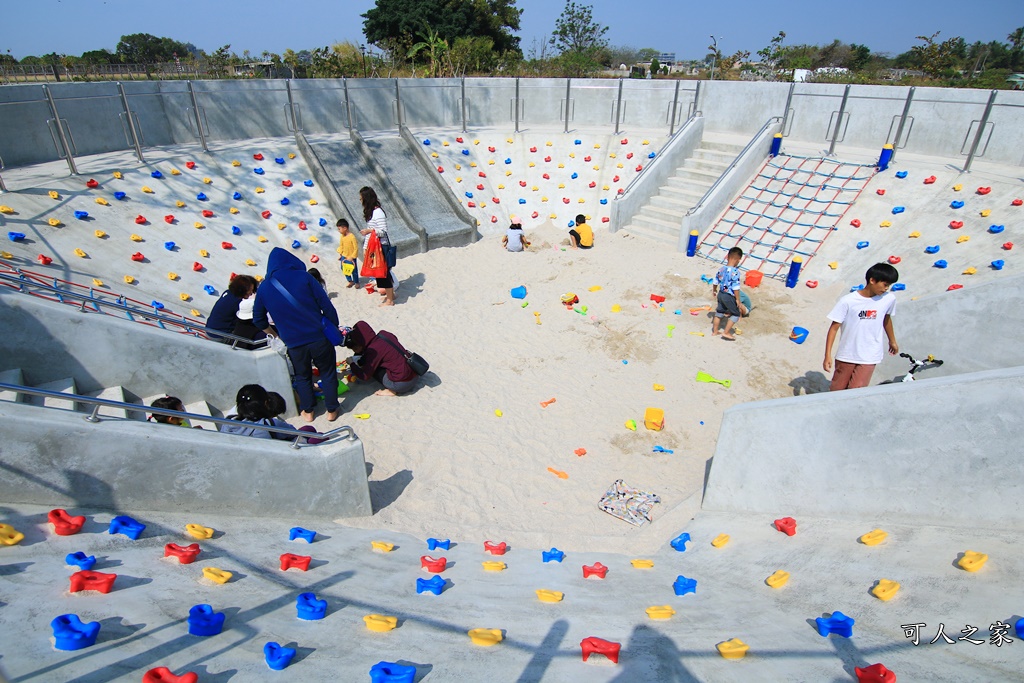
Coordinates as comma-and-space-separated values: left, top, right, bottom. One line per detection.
744, 270, 764, 288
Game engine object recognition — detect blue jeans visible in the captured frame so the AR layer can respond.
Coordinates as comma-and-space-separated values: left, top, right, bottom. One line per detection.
342, 258, 359, 285
287, 337, 339, 413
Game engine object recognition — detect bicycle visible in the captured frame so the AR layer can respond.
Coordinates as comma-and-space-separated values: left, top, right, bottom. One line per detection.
885, 352, 944, 383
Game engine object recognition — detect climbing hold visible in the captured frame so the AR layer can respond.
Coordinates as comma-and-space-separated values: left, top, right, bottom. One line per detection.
947, 284, 964, 291
280, 197, 290, 206
857, 241, 869, 249
542, 548, 565, 563
184, 523, 214, 539
536, 589, 563, 603
934, 260, 948, 268
950, 200, 964, 209
113, 191, 127, 200
69, 570, 117, 593
958, 550, 988, 572
879, 221, 891, 228
774, 517, 797, 536
6, 232, 26, 242
673, 575, 697, 596
482, 561, 507, 572
135, 215, 147, 225
195, 192, 208, 202
805, 280, 818, 288
855, 663, 897, 683
427, 538, 451, 551
717, 638, 750, 660
484, 540, 508, 555
179, 293, 190, 301
254, 168, 265, 175
891, 206, 904, 214
876, 189, 885, 196
887, 256, 901, 265
582, 562, 608, 579
52, 614, 101, 651
296, 592, 327, 620
108, 515, 145, 539
66, 552, 96, 570
192, 262, 204, 272
370, 540, 395, 553
956, 235, 970, 244
962, 266, 977, 275
416, 575, 446, 595
74, 210, 89, 220
977, 186, 991, 195
989, 224, 1005, 233
923, 245, 940, 255
48, 509, 85, 536
130, 234, 144, 243
860, 529, 888, 546
151, 170, 164, 179
280, 553, 312, 571
143, 668, 198, 683
47, 218, 63, 227
908, 231, 920, 238
420, 555, 447, 573
187, 604, 225, 636
0, 523, 25, 545
263, 642, 297, 671
92, 278, 104, 287
581, 637, 620, 664
164, 543, 201, 564
815, 611, 855, 638
646, 605, 676, 620
980, 209, 991, 217
952, 183, 962, 191
923, 175, 936, 184
871, 579, 900, 601
895, 171, 908, 179
202, 567, 233, 584
95, 197, 109, 206
72, 248, 87, 258
711, 534, 730, 548
220, 242, 233, 250
130, 252, 145, 262
991, 260, 1005, 270
291, 240, 300, 249
200, 209, 214, 219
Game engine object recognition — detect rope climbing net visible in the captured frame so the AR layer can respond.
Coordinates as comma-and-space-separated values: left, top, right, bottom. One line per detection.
698, 154, 877, 278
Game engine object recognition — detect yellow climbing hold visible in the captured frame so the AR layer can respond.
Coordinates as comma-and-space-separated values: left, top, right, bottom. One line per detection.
199, 249, 209, 257
860, 529, 888, 546
549, 213, 557, 219
95, 197, 109, 206
257, 236, 268, 243
363, 614, 398, 632
497, 184, 505, 189
176, 200, 186, 208
494, 409, 503, 417
48, 190, 60, 200
92, 278, 103, 287
717, 638, 749, 660
617, 163, 624, 168
113, 171, 123, 179
179, 292, 190, 301
194, 222, 204, 229
506, 138, 513, 144
0, 524, 25, 546
48, 218, 62, 227
557, 163, 565, 169
603, 185, 610, 191
958, 550, 988, 572
229, 207, 239, 214
370, 541, 394, 553
0, 251, 11, 259
470, 162, 477, 168
201, 177, 211, 184
642, 140, 650, 145
202, 567, 233, 584
142, 186, 153, 193
963, 266, 977, 275
711, 534, 731, 548
953, 183, 962, 191
766, 570, 790, 588
645, 605, 676, 620
191, 308, 201, 316
309, 199, 318, 205
558, 183, 565, 189
455, 164, 462, 170
255, 187, 265, 193
0, 206, 13, 214
185, 523, 214, 539
872, 579, 901, 601
288, 153, 296, 159
431, 152, 439, 158
231, 160, 241, 167
74, 248, 87, 258
828, 261, 838, 270
168, 272, 179, 280
468, 628, 503, 647
482, 561, 506, 572
442, 141, 450, 146
123, 275, 135, 284
455, 177, 463, 183
278, 223, 286, 230
94, 230, 106, 238
980, 209, 991, 217
130, 234, 143, 242
880, 220, 892, 228
957, 235, 970, 244
578, 198, 585, 203
245, 259, 256, 266
630, 559, 654, 569
536, 589, 563, 603
569, 153, 575, 159
529, 162, 536, 168
908, 231, 921, 238
171, 169, 181, 176
593, 165, 600, 171
309, 236, 319, 243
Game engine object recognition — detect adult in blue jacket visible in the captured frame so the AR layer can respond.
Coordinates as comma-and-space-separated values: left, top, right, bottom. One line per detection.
254, 247, 341, 422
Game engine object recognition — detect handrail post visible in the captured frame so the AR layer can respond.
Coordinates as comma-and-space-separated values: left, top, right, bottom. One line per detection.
827, 84, 851, 156
285, 79, 300, 140
42, 84, 78, 175
780, 82, 795, 137
394, 79, 403, 128
343, 77, 354, 130
963, 89, 997, 173
614, 78, 623, 135
186, 81, 208, 151
669, 80, 680, 136
460, 76, 468, 133
563, 78, 571, 134
117, 81, 145, 163
693, 81, 702, 117
514, 77, 520, 133
889, 86, 915, 163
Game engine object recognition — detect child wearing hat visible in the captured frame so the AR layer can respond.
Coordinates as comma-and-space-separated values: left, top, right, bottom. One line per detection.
502, 215, 530, 252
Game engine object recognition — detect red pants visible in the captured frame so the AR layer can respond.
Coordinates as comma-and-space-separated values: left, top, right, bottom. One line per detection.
830, 360, 875, 391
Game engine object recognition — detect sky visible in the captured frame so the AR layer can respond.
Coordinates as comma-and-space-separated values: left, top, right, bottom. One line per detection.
3, 0, 1023, 61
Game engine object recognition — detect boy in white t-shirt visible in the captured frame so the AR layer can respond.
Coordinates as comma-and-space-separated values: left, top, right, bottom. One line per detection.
823, 263, 900, 391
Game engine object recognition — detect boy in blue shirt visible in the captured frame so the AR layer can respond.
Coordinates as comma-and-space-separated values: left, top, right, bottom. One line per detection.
711, 246, 743, 341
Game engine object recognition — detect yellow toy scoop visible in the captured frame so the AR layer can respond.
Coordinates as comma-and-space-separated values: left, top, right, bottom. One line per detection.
695, 371, 731, 388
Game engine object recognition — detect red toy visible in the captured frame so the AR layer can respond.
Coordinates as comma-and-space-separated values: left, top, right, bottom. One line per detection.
261, 210, 272, 219
135, 215, 147, 225
164, 543, 201, 564
185, 161, 196, 169
143, 667, 198, 683
949, 221, 964, 229
280, 553, 311, 571
774, 517, 797, 536
582, 562, 608, 579
483, 540, 507, 555
69, 570, 117, 593
855, 662, 897, 683
86, 179, 99, 189
201, 210, 214, 218
48, 509, 85, 535
581, 636, 621, 664
650, 294, 666, 304
37, 254, 53, 265
192, 262, 203, 272
420, 555, 447, 573
164, 215, 175, 224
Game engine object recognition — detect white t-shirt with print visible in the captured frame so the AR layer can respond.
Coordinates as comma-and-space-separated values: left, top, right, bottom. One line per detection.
827, 291, 896, 365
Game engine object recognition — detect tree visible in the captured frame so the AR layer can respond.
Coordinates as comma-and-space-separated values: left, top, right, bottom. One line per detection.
636, 47, 659, 62
719, 49, 750, 74
549, 1, 609, 77
80, 49, 115, 64
116, 33, 191, 64
408, 23, 449, 77
756, 30, 787, 80
649, 57, 660, 76
206, 44, 237, 77
448, 36, 499, 75
362, 0, 522, 58
910, 32, 965, 77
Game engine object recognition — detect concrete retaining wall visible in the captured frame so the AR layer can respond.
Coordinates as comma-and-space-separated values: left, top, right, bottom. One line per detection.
702, 365, 1024, 527
0, 400, 372, 518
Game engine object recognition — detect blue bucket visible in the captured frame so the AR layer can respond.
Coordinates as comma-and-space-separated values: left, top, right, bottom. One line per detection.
790, 327, 809, 344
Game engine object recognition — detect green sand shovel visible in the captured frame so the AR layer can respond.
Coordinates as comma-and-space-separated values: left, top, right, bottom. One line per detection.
696, 371, 731, 389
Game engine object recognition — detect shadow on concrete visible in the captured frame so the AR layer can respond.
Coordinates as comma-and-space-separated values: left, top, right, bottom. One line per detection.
788, 370, 830, 396
395, 271, 424, 303
95, 617, 146, 645
515, 618, 568, 683
610, 624, 701, 682
368, 469, 414, 514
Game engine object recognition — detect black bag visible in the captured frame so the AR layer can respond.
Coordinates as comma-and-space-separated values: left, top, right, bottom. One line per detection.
385, 244, 398, 268
379, 334, 429, 376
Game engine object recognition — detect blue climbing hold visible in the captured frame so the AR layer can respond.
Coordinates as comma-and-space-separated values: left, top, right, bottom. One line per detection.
600, 198, 608, 205
891, 283, 906, 291
289, 526, 317, 543
164, 241, 176, 251
280, 197, 290, 205
989, 224, 1005, 234
275, 157, 285, 164
108, 515, 145, 540
296, 592, 327, 620
264, 642, 297, 671
65, 551, 96, 571
518, 198, 526, 204
504, 158, 512, 165
254, 168, 265, 175
574, 139, 582, 145
465, 192, 473, 198
187, 604, 225, 636
204, 285, 217, 294
924, 245, 940, 254
895, 171, 908, 179
416, 575, 446, 595
370, 661, 417, 683
151, 301, 165, 310
856, 241, 869, 249
231, 226, 241, 235
318, 218, 327, 227
423, 139, 431, 145
815, 611, 855, 638
304, 180, 313, 187
571, 172, 578, 179
892, 206, 905, 214
950, 200, 964, 209
1015, 617, 1024, 639
850, 284, 865, 291
648, 152, 656, 159
670, 532, 691, 552
934, 260, 948, 269
291, 240, 301, 249
51, 614, 100, 651
461, 149, 470, 156
151, 171, 163, 179
196, 193, 207, 201
233, 191, 242, 200
542, 548, 565, 563
7, 232, 25, 242
672, 575, 697, 596
652, 446, 674, 454
114, 191, 126, 200
427, 538, 451, 551
74, 210, 89, 220
568, 220, 575, 228
991, 260, 1005, 270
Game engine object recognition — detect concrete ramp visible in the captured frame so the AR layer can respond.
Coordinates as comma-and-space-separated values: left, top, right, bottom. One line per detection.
702, 365, 1024, 528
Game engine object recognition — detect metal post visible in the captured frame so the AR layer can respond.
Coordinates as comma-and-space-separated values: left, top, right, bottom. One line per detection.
514, 77, 520, 133
42, 84, 78, 175
827, 84, 851, 156
117, 82, 145, 163
780, 82, 795, 137
963, 89, 997, 173
889, 86, 915, 163
669, 80, 681, 136
564, 78, 571, 134
186, 81, 208, 152
460, 77, 468, 134
343, 77, 354, 130
693, 80, 702, 117
394, 79, 403, 128
614, 78, 624, 135
285, 79, 299, 139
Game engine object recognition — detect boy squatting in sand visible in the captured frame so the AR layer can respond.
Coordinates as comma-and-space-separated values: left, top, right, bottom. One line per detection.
711, 247, 745, 340
823, 262, 899, 391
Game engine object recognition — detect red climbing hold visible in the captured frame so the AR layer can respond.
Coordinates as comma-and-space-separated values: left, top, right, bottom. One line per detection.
86, 179, 99, 189
850, 219, 862, 227
484, 540, 507, 555
582, 562, 609, 579
253, 153, 264, 161
530, 146, 537, 152
131, 252, 145, 262
490, 215, 498, 223
976, 187, 991, 195
143, 667, 198, 683
806, 280, 818, 288
949, 220, 963, 229
635, 165, 643, 172
876, 189, 886, 196
544, 156, 552, 162
543, 173, 550, 180
947, 284, 963, 291
192, 262, 203, 272
455, 137, 463, 143
923, 176, 936, 184
888, 256, 901, 265
185, 161, 196, 170
48, 509, 85, 535
467, 201, 476, 208
589, 181, 596, 188
37, 254, 53, 265
855, 663, 896, 683
562, 198, 570, 204
1013, 198, 1023, 206
282, 180, 293, 187
135, 215, 147, 225
774, 517, 797, 536
1003, 242, 1013, 250
626, 152, 634, 160
531, 211, 539, 219
69, 570, 117, 593
437, 166, 444, 173
519, 181, 527, 187
310, 254, 320, 263
298, 221, 306, 230
584, 156, 592, 162
620, 139, 628, 145
201, 210, 214, 218
581, 637, 620, 664
261, 210, 272, 219
280, 553, 312, 571
478, 172, 487, 178
420, 555, 447, 573
221, 242, 233, 250
492, 197, 500, 204
164, 215, 175, 224
601, 217, 610, 223
613, 175, 620, 183
164, 543, 201, 564
476, 184, 485, 191
488, 146, 496, 153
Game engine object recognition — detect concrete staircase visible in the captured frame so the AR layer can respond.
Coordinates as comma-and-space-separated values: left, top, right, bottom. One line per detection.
621, 138, 745, 246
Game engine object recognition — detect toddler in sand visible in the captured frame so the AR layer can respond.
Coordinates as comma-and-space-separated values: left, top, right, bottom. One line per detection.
711, 247, 744, 340
502, 215, 530, 252
337, 218, 360, 288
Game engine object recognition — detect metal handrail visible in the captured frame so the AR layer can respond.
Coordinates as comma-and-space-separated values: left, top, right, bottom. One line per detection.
0, 381, 355, 450
616, 113, 701, 199
685, 116, 782, 217
0, 264, 267, 349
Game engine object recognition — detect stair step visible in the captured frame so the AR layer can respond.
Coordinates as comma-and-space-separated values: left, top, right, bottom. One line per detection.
85, 386, 131, 420
700, 140, 746, 154
33, 377, 80, 411
649, 194, 691, 209
185, 400, 220, 430
659, 185, 710, 203
682, 158, 731, 173
642, 204, 686, 222
671, 167, 721, 182
619, 224, 680, 246
633, 214, 679, 233
692, 148, 738, 163
0, 368, 25, 403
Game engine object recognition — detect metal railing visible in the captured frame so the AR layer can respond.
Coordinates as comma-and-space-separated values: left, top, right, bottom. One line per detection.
617, 112, 701, 199
0, 381, 355, 450
0, 261, 267, 350
685, 116, 783, 217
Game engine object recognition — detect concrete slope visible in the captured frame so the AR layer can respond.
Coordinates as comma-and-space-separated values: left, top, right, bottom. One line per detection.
702, 365, 1024, 528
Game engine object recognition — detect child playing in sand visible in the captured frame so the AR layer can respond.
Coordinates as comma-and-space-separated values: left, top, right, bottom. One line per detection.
337, 218, 360, 288
502, 215, 530, 252
568, 214, 593, 249
823, 262, 899, 391
711, 247, 743, 340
